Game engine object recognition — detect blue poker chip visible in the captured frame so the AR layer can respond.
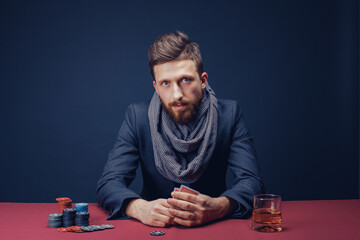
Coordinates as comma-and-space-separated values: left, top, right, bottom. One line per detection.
75, 203, 88, 212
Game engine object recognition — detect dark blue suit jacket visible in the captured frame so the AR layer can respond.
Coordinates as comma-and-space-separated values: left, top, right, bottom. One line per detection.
97, 99, 264, 219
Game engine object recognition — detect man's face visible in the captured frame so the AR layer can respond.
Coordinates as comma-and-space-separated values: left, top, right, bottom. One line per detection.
153, 59, 208, 124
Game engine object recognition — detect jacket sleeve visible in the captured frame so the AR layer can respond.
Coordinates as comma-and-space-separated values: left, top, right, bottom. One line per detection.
220, 102, 265, 218
96, 104, 141, 219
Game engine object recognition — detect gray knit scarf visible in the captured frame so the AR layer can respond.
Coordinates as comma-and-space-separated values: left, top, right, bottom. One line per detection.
148, 84, 218, 184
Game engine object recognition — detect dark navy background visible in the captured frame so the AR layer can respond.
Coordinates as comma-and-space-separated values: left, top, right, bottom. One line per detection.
0, 0, 359, 203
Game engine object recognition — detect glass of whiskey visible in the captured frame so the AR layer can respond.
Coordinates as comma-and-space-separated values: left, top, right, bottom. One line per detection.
252, 194, 282, 232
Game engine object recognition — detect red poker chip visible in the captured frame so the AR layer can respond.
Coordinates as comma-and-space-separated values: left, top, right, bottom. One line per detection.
57, 227, 68, 232
56, 197, 73, 213
71, 226, 84, 233
58, 226, 85, 233
56, 197, 72, 202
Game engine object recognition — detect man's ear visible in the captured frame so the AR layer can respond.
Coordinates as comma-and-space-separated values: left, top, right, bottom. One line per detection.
153, 80, 159, 94
200, 72, 208, 89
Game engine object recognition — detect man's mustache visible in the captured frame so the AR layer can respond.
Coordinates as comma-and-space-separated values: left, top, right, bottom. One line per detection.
169, 100, 190, 106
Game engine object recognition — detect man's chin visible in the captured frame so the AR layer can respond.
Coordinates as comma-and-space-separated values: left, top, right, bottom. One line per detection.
161, 101, 199, 125
171, 111, 195, 125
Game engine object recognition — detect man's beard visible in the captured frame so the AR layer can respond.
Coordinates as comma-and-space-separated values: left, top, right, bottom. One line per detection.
161, 94, 203, 125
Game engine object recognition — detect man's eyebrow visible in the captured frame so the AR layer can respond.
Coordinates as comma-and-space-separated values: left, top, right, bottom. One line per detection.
177, 74, 194, 80
157, 78, 168, 83
158, 74, 194, 83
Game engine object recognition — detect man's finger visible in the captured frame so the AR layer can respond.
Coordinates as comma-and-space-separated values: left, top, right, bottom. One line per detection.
154, 203, 175, 218
161, 200, 173, 209
169, 208, 196, 220
167, 198, 196, 211
155, 212, 174, 225
171, 191, 199, 203
173, 217, 197, 227
152, 220, 170, 228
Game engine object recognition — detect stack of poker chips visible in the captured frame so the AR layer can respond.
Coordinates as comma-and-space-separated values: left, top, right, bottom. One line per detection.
75, 203, 88, 212
56, 197, 73, 213
75, 211, 90, 226
62, 208, 76, 227
48, 213, 63, 228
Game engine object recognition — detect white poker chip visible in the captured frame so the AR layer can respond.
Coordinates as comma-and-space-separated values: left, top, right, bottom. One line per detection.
101, 224, 115, 229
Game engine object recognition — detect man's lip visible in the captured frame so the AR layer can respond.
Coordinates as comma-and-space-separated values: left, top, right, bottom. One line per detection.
172, 104, 187, 110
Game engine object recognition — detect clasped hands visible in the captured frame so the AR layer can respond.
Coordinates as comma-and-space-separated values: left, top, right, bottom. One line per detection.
125, 191, 236, 227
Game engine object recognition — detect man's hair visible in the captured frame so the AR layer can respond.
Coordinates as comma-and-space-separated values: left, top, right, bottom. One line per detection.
148, 30, 204, 80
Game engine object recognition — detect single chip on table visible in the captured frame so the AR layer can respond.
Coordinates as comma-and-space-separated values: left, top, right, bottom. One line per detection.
150, 231, 165, 236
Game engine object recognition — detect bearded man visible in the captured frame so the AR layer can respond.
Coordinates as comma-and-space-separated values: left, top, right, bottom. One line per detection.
97, 30, 264, 227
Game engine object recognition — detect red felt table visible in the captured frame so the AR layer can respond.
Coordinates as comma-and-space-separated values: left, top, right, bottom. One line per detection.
0, 200, 359, 240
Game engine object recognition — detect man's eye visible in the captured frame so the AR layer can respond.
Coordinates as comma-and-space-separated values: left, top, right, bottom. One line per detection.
161, 81, 169, 86
182, 78, 190, 83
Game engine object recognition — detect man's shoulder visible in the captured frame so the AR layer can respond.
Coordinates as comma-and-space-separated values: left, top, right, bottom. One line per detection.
124, 102, 150, 127
127, 102, 150, 113
218, 98, 237, 106
217, 98, 240, 113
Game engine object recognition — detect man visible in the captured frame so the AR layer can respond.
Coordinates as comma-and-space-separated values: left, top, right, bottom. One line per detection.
97, 31, 264, 227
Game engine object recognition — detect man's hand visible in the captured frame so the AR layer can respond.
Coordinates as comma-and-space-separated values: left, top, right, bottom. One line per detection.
167, 192, 237, 227
125, 198, 175, 227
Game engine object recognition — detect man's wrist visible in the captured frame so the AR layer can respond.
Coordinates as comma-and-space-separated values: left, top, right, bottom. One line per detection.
125, 198, 146, 219
217, 196, 238, 218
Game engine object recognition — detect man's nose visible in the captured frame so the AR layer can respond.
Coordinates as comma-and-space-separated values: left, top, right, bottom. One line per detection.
172, 84, 183, 100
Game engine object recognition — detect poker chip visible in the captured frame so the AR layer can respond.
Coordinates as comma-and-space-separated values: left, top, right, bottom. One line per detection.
58, 226, 84, 233
62, 208, 76, 227
48, 213, 63, 228
57, 227, 68, 232
150, 231, 165, 236
91, 225, 105, 231
75, 203, 88, 212
101, 224, 115, 229
79, 225, 115, 232
75, 211, 90, 226
56, 197, 72, 214
80, 226, 94, 232
70, 226, 84, 233
56, 197, 71, 202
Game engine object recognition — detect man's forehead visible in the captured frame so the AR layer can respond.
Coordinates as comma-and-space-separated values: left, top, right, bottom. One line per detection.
153, 59, 197, 81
